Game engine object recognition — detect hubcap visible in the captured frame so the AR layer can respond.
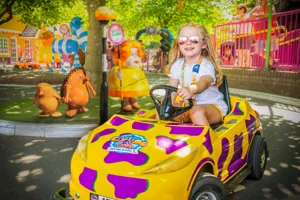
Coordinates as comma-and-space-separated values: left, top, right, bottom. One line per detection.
196, 191, 217, 200
260, 149, 266, 168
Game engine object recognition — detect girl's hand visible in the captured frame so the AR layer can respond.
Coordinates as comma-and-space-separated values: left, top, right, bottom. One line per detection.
177, 87, 194, 100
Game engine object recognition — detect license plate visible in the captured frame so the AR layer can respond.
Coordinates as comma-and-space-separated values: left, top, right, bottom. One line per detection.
90, 193, 114, 200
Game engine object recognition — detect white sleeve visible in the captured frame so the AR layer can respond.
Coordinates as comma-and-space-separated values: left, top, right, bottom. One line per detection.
168, 59, 182, 80
200, 60, 216, 85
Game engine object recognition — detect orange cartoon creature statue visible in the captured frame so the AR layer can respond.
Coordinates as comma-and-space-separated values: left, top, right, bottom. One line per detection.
60, 68, 96, 117
108, 40, 150, 111
33, 82, 62, 117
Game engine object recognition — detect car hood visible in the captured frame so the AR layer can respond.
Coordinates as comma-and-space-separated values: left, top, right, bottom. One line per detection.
84, 114, 210, 175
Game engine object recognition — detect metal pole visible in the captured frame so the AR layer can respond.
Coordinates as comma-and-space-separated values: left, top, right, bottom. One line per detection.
265, 0, 273, 71
100, 20, 109, 125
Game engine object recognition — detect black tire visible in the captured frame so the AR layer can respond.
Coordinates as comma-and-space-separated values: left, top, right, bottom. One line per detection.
28, 65, 33, 69
189, 173, 227, 200
14, 65, 19, 69
247, 135, 268, 180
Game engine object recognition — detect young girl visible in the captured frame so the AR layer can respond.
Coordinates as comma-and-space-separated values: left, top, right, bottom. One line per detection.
165, 24, 228, 126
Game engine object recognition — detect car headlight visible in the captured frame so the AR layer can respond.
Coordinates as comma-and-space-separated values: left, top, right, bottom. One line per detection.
143, 145, 198, 174
76, 132, 91, 161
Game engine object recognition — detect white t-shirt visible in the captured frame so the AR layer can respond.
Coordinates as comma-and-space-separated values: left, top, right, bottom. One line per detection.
168, 57, 228, 116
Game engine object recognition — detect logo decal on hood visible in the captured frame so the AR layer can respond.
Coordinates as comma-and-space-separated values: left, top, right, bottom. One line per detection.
108, 134, 148, 154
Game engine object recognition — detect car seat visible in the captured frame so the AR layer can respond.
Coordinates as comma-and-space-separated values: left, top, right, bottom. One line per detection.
211, 75, 231, 129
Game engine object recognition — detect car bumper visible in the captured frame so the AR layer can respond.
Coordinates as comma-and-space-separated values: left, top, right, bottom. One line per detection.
68, 153, 191, 200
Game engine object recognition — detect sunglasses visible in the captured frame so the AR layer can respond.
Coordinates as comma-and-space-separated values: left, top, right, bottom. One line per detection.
178, 36, 202, 45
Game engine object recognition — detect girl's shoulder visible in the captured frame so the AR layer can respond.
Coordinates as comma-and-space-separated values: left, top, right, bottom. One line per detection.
201, 58, 214, 69
174, 58, 184, 65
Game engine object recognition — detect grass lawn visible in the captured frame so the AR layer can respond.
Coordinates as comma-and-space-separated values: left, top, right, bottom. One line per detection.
0, 71, 169, 123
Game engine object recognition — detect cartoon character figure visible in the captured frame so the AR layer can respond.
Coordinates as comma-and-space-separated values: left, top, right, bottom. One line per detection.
33, 82, 62, 117
107, 40, 150, 111
60, 68, 96, 117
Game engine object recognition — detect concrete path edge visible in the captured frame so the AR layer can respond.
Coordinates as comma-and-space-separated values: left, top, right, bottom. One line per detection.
0, 88, 299, 138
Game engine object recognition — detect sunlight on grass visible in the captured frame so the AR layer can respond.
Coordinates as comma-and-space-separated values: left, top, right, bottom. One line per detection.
25, 185, 37, 192
81, 115, 91, 119
25, 110, 32, 113
7, 111, 21, 114
57, 174, 71, 183
111, 103, 121, 108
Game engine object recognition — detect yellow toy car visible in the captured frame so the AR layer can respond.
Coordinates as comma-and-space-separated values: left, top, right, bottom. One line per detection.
51, 76, 268, 200
14, 60, 41, 69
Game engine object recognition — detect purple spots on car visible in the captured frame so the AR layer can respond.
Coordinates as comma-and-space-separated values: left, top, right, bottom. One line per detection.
103, 141, 149, 166
137, 110, 146, 115
187, 157, 215, 191
156, 136, 187, 154
167, 125, 204, 136
132, 122, 154, 131
230, 102, 244, 116
203, 130, 213, 154
79, 167, 97, 192
246, 114, 256, 143
110, 116, 128, 126
107, 174, 148, 199
91, 128, 116, 143
217, 138, 230, 178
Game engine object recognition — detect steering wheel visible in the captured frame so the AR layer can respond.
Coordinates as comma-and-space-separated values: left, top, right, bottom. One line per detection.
150, 85, 193, 120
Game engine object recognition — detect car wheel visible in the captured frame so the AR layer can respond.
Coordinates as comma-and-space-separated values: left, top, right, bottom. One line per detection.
189, 173, 227, 200
28, 65, 33, 69
247, 135, 268, 180
14, 65, 19, 69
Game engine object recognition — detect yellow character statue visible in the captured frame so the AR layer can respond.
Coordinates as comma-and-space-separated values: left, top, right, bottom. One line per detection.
108, 40, 150, 111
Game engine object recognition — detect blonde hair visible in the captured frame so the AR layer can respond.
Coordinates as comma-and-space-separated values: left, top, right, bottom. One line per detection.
165, 24, 223, 86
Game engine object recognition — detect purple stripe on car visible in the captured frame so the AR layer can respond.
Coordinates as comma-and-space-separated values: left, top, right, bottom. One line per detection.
91, 128, 116, 143
103, 141, 149, 166
156, 136, 187, 154
217, 138, 230, 178
167, 125, 204, 136
79, 167, 97, 192
246, 114, 256, 143
203, 130, 213, 154
226, 133, 244, 179
107, 174, 148, 199
187, 157, 215, 191
132, 122, 154, 131
110, 116, 128, 126
230, 102, 244, 116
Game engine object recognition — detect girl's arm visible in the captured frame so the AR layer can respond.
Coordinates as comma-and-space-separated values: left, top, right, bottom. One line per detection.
178, 75, 213, 100
168, 77, 179, 88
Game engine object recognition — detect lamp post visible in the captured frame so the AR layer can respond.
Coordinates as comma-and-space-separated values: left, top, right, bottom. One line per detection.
95, 6, 117, 125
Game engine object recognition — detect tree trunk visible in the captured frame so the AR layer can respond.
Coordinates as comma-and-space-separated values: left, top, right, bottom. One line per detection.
85, 0, 105, 93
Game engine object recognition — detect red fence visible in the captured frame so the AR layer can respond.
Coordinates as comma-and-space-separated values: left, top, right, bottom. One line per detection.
215, 9, 300, 71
